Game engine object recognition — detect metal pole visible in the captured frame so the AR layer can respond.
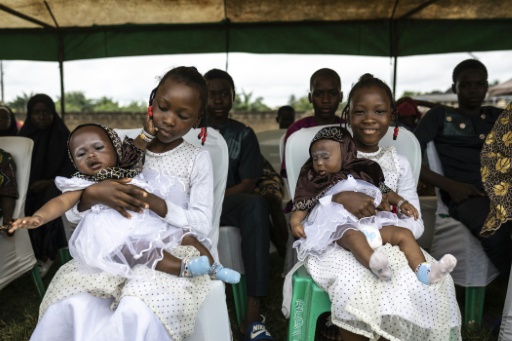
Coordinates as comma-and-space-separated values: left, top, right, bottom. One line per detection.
0, 60, 4, 103
58, 34, 65, 121
392, 55, 398, 98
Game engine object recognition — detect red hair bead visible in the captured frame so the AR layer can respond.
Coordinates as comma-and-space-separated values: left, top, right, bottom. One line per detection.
148, 105, 153, 118
393, 126, 399, 140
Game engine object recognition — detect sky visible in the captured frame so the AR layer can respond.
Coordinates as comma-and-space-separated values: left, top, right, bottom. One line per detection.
1, 49, 512, 109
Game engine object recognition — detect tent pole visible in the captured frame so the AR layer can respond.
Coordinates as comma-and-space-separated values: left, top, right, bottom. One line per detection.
58, 33, 65, 121
392, 55, 397, 97
0, 60, 4, 104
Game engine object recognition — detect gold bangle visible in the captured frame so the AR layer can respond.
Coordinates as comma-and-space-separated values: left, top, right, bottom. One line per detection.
139, 132, 154, 143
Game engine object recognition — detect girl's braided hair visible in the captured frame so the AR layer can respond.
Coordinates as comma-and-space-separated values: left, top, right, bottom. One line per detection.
341, 73, 399, 139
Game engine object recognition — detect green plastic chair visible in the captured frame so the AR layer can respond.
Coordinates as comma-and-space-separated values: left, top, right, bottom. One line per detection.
288, 265, 331, 341
232, 275, 247, 326
30, 266, 46, 299
465, 287, 486, 328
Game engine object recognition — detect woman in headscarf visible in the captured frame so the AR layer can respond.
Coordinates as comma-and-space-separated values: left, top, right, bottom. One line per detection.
481, 101, 512, 237
0, 105, 19, 136
19, 94, 74, 276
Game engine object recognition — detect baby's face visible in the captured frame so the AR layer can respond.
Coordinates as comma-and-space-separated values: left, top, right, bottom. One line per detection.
69, 126, 117, 176
310, 139, 342, 176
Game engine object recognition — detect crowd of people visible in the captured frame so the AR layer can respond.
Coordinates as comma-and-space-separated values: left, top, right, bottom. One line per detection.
0, 58, 510, 341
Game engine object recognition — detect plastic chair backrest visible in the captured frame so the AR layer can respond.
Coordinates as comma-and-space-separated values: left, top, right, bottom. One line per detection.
0, 137, 34, 222
0, 137, 36, 291
425, 141, 450, 216
114, 128, 228, 261
256, 129, 286, 172
286, 125, 421, 198
279, 133, 286, 164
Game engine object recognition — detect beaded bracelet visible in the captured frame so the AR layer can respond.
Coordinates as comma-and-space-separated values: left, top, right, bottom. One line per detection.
139, 129, 155, 143
397, 199, 408, 211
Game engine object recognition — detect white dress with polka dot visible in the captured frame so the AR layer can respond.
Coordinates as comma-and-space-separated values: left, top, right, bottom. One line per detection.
34, 141, 214, 341
305, 147, 462, 340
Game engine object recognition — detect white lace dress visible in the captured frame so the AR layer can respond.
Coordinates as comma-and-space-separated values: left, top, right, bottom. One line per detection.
33, 141, 214, 341
293, 175, 404, 261
285, 146, 461, 340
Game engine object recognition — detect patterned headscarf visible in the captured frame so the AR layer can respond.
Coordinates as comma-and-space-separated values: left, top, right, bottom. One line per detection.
480, 102, 512, 236
293, 126, 386, 213
68, 123, 144, 182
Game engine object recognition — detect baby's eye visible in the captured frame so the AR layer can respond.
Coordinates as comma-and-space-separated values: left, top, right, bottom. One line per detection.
376, 109, 387, 115
95, 145, 104, 150
76, 152, 85, 158
158, 104, 167, 111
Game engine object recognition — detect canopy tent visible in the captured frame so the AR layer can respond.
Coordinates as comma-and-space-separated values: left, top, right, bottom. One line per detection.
1, 0, 511, 115
1, 0, 512, 61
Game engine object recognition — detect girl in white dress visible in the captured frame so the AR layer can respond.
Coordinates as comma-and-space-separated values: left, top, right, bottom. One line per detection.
290, 126, 456, 285
284, 74, 462, 341
10, 122, 239, 283
20, 66, 236, 340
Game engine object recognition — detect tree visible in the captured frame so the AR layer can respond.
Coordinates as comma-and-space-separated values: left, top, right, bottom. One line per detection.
57, 91, 94, 112
122, 101, 146, 112
7, 92, 34, 112
233, 89, 270, 112
288, 94, 313, 112
94, 96, 121, 112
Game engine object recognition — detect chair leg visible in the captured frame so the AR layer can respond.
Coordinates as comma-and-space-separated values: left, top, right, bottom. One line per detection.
30, 266, 45, 299
231, 274, 247, 326
465, 286, 486, 328
58, 247, 72, 265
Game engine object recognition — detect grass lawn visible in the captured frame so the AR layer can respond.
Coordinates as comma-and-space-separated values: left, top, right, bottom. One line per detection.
0, 252, 505, 340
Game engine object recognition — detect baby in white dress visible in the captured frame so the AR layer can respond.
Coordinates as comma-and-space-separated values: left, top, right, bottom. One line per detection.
9, 123, 239, 283
290, 126, 455, 285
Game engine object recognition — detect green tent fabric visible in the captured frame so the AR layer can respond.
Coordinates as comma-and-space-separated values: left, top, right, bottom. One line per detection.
1, 0, 511, 61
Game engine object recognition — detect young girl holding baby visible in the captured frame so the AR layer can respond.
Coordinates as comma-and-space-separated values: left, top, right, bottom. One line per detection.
30, 66, 227, 340
284, 74, 462, 341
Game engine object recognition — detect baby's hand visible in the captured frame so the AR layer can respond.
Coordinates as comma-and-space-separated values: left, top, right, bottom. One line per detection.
291, 224, 306, 239
8, 215, 44, 233
399, 201, 419, 220
144, 114, 157, 136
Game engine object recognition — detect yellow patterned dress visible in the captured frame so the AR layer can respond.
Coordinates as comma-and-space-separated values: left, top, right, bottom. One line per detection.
481, 102, 512, 236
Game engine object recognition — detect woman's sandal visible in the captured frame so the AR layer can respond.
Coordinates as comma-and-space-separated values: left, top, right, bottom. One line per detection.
317, 313, 343, 341
243, 321, 274, 341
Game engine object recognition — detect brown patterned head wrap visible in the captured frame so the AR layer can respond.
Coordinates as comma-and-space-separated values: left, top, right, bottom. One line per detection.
480, 102, 512, 237
68, 123, 144, 182
292, 126, 385, 213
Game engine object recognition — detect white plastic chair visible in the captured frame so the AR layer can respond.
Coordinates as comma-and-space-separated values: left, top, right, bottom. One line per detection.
426, 141, 499, 326
256, 129, 286, 173
0, 137, 45, 298
217, 130, 288, 325
115, 128, 232, 340
500, 263, 512, 340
